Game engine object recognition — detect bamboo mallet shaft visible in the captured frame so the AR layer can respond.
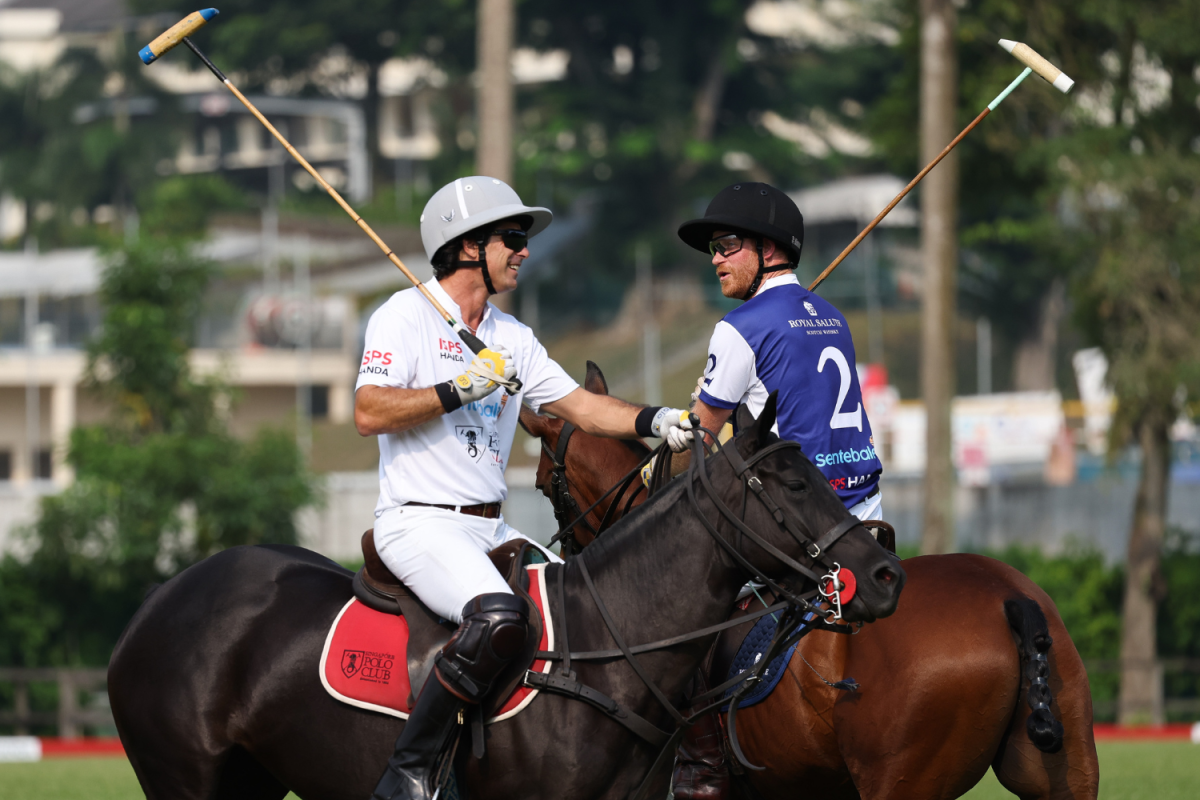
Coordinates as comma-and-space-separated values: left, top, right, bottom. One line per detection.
140, 10, 493, 358
808, 41, 1073, 293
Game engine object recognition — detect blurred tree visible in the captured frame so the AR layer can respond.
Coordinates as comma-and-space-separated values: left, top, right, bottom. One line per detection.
1159, 529, 1200, 712
138, 173, 252, 239
0, 37, 182, 248
0, 238, 317, 667
130, 2, 906, 327
511, 0, 902, 325
869, 0, 1085, 393
1069, 146, 1200, 723
1053, 0, 1200, 725
874, 0, 1200, 721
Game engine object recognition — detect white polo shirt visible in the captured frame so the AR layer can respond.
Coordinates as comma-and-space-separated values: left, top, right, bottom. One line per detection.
356, 280, 578, 514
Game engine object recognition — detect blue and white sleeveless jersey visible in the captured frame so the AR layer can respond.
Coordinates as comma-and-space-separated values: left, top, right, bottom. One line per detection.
698, 274, 882, 508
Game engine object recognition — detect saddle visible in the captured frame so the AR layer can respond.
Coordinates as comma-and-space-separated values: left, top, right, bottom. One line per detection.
351, 531, 546, 716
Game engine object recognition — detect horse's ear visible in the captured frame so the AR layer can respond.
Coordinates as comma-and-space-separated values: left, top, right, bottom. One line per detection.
584, 361, 609, 395
519, 404, 549, 438
750, 392, 779, 446
735, 403, 756, 432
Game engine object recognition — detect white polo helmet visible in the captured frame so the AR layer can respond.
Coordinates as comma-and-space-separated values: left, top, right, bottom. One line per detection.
419, 176, 553, 261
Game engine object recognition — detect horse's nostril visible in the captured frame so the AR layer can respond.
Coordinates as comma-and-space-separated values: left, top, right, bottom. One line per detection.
875, 566, 896, 585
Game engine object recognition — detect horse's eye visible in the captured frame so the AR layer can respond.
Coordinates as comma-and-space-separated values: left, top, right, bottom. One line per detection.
787, 481, 807, 492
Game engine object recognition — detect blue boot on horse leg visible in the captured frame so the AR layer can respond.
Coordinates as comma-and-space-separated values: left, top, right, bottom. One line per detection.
371, 593, 529, 800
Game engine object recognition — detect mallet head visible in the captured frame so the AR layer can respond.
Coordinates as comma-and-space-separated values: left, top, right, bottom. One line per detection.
999, 39, 1074, 93
139, 8, 219, 65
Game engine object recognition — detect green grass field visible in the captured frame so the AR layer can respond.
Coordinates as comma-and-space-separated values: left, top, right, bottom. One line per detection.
0, 743, 1195, 800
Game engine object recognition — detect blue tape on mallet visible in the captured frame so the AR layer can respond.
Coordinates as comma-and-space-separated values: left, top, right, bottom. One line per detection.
139, 8, 219, 65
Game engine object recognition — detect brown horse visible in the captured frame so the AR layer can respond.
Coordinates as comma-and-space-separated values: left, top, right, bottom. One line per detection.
518, 363, 1099, 800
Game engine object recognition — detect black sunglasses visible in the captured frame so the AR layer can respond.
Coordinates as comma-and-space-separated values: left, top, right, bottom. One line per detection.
708, 233, 747, 257
490, 228, 529, 251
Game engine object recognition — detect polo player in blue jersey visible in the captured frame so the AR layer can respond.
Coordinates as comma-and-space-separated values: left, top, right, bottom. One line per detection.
670, 182, 884, 800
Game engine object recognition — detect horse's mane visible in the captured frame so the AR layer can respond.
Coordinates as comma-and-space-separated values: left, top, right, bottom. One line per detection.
577, 468, 691, 570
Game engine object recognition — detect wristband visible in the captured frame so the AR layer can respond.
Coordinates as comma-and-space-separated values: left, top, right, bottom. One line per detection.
634, 406, 662, 438
435, 380, 463, 413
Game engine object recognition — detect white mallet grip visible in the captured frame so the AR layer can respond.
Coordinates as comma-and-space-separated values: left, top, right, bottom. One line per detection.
999, 40, 1073, 93
140, 9, 219, 65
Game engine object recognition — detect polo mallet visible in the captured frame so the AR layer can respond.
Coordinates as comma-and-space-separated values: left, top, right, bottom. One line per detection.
140, 9, 519, 391
807, 39, 1074, 292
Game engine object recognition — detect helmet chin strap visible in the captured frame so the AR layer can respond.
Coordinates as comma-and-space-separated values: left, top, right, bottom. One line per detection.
741, 240, 768, 301
456, 234, 498, 295
740, 239, 795, 302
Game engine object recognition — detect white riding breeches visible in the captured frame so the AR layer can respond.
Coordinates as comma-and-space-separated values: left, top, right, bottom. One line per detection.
847, 491, 883, 523
373, 504, 562, 624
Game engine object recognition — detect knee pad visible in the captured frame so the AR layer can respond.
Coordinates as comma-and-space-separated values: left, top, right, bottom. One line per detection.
435, 592, 529, 702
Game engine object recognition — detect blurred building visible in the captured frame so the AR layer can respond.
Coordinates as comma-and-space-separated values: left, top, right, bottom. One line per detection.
0, 0, 127, 71
0, 0, 571, 237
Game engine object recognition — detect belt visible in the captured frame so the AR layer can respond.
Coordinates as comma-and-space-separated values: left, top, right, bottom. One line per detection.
405, 501, 502, 519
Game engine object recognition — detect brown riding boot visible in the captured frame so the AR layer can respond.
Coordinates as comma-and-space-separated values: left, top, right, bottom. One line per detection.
671, 708, 730, 800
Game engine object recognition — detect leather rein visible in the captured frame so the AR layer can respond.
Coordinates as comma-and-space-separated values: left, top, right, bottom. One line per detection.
526, 425, 868, 798
541, 421, 650, 555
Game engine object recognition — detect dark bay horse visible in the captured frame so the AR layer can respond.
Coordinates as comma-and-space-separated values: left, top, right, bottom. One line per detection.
518, 363, 1099, 800
108, 396, 903, 800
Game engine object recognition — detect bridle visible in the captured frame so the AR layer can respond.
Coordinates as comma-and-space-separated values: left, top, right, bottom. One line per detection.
540, 421, 647, 555
684, 426, 863, 607
540, 419, 863, 612
526, 421, 870, 797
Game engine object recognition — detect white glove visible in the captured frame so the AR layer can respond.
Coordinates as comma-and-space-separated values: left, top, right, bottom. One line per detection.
690, 375, 706, 406
651, 408, 696, 453
450, 347, 517, 405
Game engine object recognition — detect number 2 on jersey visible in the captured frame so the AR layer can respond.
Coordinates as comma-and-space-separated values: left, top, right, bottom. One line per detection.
817, 347, 862, 431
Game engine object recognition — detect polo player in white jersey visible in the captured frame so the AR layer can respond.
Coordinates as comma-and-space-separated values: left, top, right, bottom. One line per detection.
356, 177, 696, 800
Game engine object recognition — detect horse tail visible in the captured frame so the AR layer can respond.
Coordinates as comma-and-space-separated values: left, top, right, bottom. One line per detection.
1004, 597, 1065, 754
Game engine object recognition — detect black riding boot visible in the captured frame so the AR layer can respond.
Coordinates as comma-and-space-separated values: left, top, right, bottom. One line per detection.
370, 673, 463, 800
370, 592, 529, 800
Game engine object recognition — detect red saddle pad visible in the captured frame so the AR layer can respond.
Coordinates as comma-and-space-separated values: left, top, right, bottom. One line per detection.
319, 563, 553, 722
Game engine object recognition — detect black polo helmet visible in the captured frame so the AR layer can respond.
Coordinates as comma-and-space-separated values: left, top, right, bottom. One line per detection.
678, 182, 804, 263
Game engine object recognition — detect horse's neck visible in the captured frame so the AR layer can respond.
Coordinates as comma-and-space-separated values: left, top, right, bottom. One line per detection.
575, 476, 742, 651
